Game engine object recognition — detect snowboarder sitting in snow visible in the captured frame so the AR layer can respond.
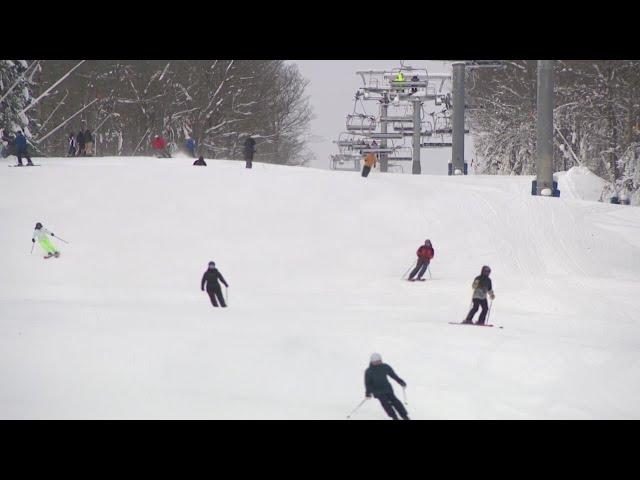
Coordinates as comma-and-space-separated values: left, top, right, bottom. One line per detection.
151, 135, 171, 158
14, 131, 34, 166
201, 261, 228, 308
407, 239, 434, 281
365, 353, 409, 420
463, 265, 495, 325
32, 222, 60, 258
193, 156, 207, 166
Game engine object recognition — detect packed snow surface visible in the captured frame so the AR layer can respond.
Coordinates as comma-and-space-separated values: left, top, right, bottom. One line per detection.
1, 157, 640, 419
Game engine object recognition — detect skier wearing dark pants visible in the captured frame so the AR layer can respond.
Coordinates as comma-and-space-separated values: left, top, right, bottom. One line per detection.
463, 265, 495, 325
244, 136, 256, 168
14, 131, 33, 166
365, 353, 409, 420
201, 261, 228, 308
408, 239, 434, 281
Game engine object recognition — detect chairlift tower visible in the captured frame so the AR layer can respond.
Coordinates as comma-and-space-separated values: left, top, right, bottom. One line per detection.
331, 64, 454, 174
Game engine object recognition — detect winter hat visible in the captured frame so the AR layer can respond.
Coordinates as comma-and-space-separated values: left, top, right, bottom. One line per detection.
370, 353, 382, 364
208, 261, 216, 268
35, 222, 42, 229
425, 239, 431, 245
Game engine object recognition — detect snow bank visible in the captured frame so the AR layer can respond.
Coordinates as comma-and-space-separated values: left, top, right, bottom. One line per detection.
555, 166, 608, 202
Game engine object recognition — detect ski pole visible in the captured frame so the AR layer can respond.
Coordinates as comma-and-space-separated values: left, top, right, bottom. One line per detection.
53, 235, 69, 244
401, 260, 414, 280
486, 299, 493, 324
30, 242, 34, 254
428, 265, 432, 279
346, 398, 369, 419
225, 286, 229, 306
402, 387, 408, 405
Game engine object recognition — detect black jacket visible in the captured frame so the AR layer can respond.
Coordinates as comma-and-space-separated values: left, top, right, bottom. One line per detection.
365, 363, 406, 398
85, 131, 93, 143
243, 137, 256, 154
201, 268, 228, 291
77, 131, 85, 145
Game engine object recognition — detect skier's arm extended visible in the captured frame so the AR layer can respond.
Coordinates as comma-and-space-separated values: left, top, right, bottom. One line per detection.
386, 365, 406, 387
217, 271, 229, 288
201, 273, 207, 291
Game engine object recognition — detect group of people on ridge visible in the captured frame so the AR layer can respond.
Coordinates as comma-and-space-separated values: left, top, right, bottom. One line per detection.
67, 128, 94, 157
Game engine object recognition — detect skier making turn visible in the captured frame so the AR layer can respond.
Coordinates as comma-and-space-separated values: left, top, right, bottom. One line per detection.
463, 265, 495, 325
407, 239, 434, 281
365, 353, 410, 420
32, 222, 60, 258
201, 261, 229, 308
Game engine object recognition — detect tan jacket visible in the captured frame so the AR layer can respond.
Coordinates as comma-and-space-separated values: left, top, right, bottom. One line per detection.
364, 153, 377, 168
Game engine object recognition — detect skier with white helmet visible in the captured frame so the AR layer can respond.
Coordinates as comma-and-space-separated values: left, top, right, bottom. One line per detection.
32, 222, 60, 258
364, 353, 409, 420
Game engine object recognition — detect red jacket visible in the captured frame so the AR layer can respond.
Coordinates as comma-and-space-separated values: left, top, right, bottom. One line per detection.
417, 245, 434, 260
151, 137, 167, 150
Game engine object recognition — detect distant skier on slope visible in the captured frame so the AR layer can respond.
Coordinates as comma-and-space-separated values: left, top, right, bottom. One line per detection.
365, 353, 410, 420
193, 156, 207, 166
32, 222, 60, 258
244, 135, 256, 168
67, 132, 77, 157
76, 130, 86, 156
151, 135, 171, 158
201, 261, 228, 308
14, 131, 34, 166
407, 239, 434, 281
361, 152, 376, 178
186, 137, 197, 158
462, 265, 495, 325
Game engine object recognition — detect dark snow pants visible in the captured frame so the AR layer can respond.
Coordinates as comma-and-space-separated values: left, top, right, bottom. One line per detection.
362, 165, 371, 177
377, 392, 409, 420
207, 286, 226, 308
408, 258, 430, 280
16, 147, 32, 165
465, 299, 489, 324
244, 152, 253, 169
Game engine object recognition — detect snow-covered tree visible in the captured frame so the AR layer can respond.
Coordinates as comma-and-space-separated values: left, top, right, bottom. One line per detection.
0, 60, 39, 137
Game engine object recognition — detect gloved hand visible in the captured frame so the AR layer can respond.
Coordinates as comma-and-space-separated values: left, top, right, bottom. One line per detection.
51, 233, 55, 237
490, 292, 495, 300
31, 238, 35, 243
400, 381, 407, 388
365, 393, 372, 398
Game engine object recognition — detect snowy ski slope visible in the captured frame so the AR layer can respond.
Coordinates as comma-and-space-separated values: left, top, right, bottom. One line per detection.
1, 157, 639, 419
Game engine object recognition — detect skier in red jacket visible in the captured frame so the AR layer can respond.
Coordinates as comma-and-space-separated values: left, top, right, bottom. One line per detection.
407, 239, 434, 281
151, 135, 171, 158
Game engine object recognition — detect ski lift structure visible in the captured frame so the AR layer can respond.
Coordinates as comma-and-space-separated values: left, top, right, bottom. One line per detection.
331, 62, 463, 174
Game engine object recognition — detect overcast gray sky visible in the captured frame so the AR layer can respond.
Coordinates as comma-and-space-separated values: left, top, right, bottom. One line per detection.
290, 60, 475, 175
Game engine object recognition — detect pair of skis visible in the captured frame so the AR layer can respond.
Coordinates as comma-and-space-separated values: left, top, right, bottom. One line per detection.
8, 164, 41, 167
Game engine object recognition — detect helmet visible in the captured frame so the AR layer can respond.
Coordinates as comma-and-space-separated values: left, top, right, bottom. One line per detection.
425, 239, 431, 245
370, 353, 382, 364
35, 222, 42, 229
208, 261, 216, 268
481, 265, 491, 275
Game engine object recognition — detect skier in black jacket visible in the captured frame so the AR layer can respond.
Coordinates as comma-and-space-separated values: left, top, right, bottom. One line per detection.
365, 353, 410, 420
244, 136, 256, 168
463, 265, 495, 325
201, 261, 228, 307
